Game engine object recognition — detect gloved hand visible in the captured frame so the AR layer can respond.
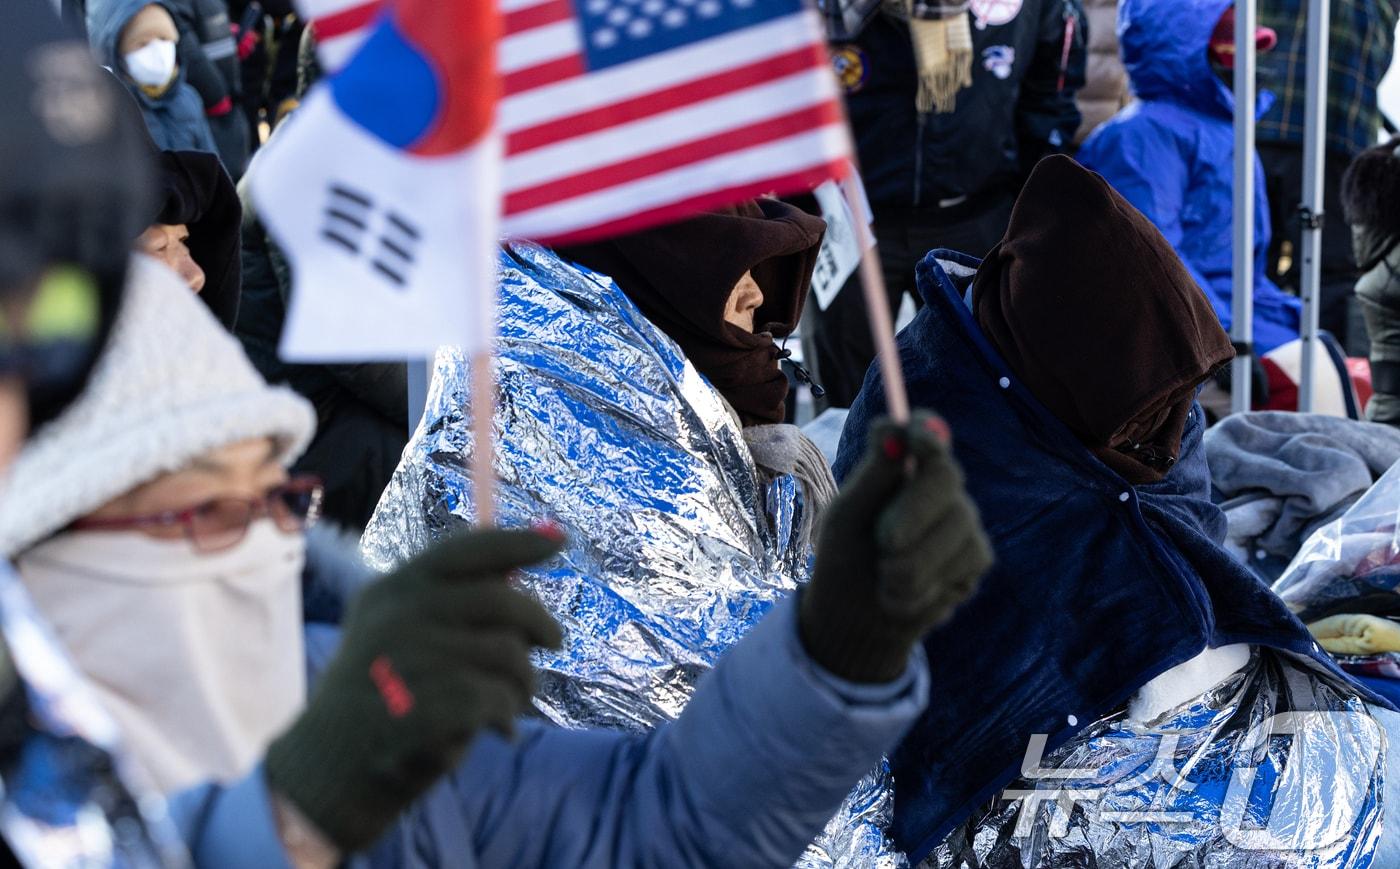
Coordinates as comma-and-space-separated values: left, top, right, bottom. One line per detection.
800, 413, 993, 683
265, 527, 565, 853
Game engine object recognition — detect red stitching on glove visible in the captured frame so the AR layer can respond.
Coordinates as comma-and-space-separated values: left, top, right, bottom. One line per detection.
370, 656, 415, 718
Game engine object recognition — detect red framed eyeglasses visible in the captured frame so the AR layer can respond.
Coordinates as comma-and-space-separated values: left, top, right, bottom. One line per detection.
71, 475, 325, 553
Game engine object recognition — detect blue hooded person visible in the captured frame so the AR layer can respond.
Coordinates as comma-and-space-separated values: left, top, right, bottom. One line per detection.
87, 0, 217, 155
1076, 0, 1300, 354
835, 156, 1390, 864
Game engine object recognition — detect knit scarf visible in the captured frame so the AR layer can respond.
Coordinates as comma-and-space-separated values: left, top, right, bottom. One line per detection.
903, 0, 973, 114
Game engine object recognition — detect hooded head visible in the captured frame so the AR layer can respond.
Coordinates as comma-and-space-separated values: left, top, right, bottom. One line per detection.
1119, 0, 1266, 118
140, 150, 241, 327
86, 0, 183, 102
0, 0, 152, 440
557, 199, 826, 426
972, 156, 1234, 483
0, 255, 314, 558
0, 257, 316, 792
103, 78, 242, 327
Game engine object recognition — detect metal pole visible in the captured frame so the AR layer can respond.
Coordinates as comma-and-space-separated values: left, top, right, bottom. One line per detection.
1230, 0, 1258, 414
1297, 0, 1329, 411
407, 358, 430, 434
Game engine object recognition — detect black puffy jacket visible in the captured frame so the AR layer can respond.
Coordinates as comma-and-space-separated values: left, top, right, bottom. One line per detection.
835, 0, 1086, 210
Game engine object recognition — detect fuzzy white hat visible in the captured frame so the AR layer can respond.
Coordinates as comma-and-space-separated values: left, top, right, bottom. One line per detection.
0, 255, 316, 556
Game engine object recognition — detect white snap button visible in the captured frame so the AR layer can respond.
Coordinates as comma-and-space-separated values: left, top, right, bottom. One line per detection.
1067, 715, 1079, 726
1118, 492, 1130, 502
998, 377, 1010, 388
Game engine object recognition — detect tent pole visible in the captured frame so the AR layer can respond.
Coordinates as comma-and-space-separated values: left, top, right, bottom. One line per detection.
1230, 0, 1258, 415
1297, 0, 1329, 411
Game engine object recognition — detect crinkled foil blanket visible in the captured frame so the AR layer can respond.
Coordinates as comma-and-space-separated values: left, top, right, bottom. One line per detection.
362, 242, 904, 866
921, 650, 1383, 868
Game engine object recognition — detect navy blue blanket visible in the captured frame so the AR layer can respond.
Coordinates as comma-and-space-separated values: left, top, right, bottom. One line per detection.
833, 250, 1384, 863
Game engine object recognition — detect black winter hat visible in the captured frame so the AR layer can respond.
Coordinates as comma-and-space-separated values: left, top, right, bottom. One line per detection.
0, 0, 153, 426
1342, 139, 1400, 242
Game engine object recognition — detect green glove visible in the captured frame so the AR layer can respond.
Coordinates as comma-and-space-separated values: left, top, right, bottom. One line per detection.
800, 413, 994, 683
265, 528, 565, 853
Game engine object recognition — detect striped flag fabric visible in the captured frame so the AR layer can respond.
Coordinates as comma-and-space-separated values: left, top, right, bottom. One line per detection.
303, 0, 850, 244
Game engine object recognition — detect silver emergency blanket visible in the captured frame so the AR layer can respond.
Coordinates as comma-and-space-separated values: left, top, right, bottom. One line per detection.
0, 562, 189, 867
362, 242, 903, 866
920, 649, 1385, 868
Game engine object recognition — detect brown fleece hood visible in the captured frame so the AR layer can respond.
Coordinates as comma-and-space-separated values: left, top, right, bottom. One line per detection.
972, 156, 1235, 483
557, 199, 826, 426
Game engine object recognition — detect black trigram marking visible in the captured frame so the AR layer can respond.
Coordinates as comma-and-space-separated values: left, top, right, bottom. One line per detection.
320, 184, 423, 290
321, 184, 371, 254
371, 210, 421, 288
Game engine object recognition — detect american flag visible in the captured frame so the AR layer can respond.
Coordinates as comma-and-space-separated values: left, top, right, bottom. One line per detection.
300, 0, 849, 244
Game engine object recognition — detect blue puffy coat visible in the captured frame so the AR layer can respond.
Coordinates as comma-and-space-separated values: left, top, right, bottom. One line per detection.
1076, 0, 1300, 354
87, 0, 217, 155
167, 599, 928, 868
833, 250, 1378, 864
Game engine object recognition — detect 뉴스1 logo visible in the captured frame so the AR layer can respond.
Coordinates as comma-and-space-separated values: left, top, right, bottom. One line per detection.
1002, 711, 1384, 853
829, 45, 868, 94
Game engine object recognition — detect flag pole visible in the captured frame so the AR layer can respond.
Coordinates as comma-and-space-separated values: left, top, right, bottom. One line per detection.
471, 349, 497, 526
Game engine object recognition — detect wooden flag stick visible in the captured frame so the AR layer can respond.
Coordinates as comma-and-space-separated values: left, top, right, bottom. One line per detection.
471, 349, 497, 526
839, 174, 911, 424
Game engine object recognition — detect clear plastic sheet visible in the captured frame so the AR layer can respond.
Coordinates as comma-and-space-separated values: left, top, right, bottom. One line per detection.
362, 242, 903, 866
0, 563, 189, 867
921, 651, 1384, 868
1272, 460, 1400, 621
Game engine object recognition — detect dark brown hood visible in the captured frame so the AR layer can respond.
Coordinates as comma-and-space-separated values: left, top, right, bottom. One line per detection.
557, 198, 826, 425
972, 155, 1234, 483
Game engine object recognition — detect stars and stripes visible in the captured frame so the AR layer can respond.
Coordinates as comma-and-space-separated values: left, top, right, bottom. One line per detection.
305, 0, 849, 244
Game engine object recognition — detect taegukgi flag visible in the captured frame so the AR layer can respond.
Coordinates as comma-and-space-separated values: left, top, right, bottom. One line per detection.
251, 0, 501, 361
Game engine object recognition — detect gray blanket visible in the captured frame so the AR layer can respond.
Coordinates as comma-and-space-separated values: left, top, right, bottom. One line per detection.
1205, 411, 1400, 578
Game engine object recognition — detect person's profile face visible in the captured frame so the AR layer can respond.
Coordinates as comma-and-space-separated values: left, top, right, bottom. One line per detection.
136, 224, 204, 293
724, 270, 764, 333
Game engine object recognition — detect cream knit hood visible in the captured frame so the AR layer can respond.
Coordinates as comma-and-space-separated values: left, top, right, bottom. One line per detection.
0, 254, 316, 556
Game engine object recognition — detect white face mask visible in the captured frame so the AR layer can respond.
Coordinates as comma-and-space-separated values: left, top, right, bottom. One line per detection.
15, 520, 306, 793
122, 39, 177, 91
